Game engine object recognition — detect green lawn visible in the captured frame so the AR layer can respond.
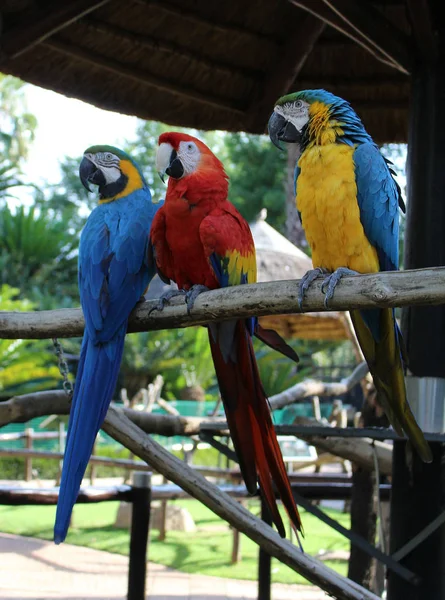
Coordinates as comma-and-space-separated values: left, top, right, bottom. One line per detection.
0, 499, 349, 585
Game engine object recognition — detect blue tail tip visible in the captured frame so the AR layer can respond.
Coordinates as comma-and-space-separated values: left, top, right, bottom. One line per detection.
54, 528, 66, 545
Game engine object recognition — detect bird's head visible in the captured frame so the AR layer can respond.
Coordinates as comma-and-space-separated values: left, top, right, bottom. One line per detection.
79, 145, 146, 202
156, 132, 227, 187
268, 89, 365, 149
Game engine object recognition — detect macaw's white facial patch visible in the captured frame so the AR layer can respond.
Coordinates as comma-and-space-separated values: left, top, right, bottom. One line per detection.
177, 140, 201, 175
156, 142, 173, 175
275, 99, 310, 133
84, 151, 121, 184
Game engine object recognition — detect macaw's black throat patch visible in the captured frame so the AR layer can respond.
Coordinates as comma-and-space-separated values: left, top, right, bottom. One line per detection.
99, 173, 129, 199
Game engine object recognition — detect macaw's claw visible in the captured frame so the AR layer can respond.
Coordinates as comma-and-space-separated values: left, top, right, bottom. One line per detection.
185, 284, 209, 314
148, 289, 186, 314
298, 267, 330, 311
321, 267, 358, 308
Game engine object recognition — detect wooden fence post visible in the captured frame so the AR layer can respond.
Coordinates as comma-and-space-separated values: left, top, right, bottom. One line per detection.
257, 497, 272, 600
127, 471, 152, 600
24, 428, 33, 481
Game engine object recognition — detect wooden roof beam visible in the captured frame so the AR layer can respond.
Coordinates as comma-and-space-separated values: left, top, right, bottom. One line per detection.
290, 0, 412, 75
0, 0, 111, 62
247, 13, 325, 132
406, 0, 438, 61
43, 38, 246, 116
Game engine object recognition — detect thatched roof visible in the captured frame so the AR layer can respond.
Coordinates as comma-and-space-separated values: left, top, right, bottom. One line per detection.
0, 0, 416, 143
146, 211, 350, 341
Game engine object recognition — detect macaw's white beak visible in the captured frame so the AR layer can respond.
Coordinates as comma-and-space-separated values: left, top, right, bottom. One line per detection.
156, 142, 173, 183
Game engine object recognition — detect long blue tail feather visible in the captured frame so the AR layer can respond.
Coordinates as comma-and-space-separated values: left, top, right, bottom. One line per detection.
54, 327, 126, 543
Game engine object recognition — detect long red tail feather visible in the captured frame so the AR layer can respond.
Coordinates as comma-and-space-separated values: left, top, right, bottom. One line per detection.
208, 320, 303, 538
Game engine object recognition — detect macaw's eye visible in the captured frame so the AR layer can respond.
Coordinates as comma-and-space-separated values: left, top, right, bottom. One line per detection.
106, 153, 113, 160
187, 143, 195, 152
295, 100, 303, 109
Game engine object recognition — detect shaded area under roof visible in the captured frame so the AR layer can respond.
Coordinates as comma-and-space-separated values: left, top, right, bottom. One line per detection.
0, 0, 417, 143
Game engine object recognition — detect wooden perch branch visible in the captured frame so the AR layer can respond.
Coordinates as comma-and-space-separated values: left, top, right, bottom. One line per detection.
0, 363, 369, 431
103, 405, 380, 600
0, 390, 211, 435
0, 365, 391, 474
269, 361, 368, 410
1, 267, 445, 339
291, 417, 392, 476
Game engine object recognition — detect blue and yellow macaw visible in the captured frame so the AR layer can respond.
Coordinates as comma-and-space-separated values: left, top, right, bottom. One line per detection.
268, 89, 432, 463
54, 146, 160, 543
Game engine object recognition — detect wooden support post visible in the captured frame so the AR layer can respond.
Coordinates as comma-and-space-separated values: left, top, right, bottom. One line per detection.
158, 476, 168, 542
388, 442, 445, 598
158, 499, 168, 542
127, 471, 151, 600
56, 421, 65, 486
24, 428, 33, 481
89, 438, 97, 486
231, 519, 242, 564
257, 497, 272, 600
391, 12, 445, 597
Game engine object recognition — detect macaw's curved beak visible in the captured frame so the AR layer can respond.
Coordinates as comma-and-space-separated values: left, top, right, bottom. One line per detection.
79, 156, 106, 192
268, 111, 301, 150
165, 149, 184, 180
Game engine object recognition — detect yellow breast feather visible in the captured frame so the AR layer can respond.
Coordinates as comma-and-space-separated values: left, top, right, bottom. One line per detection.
297, 144, 379, 273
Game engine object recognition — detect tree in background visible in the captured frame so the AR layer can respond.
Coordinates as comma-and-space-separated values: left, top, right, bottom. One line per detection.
223, 132, 287, 231
0, 204, 78, 307
0, 75, 37, 164
0, 285, 61, 397
0, 75, 37, 204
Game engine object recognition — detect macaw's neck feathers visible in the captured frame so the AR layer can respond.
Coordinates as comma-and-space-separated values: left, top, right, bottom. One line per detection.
99, 158, 146, 203
160, 131, 229, 201
298, 90, 372, 148
99, 173, 129, 201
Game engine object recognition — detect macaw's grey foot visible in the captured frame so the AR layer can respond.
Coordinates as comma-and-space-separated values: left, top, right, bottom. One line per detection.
321, 267, 359, 308
185, 284, 209, 314
298, 267, 330, 310
148, 289, 186, 314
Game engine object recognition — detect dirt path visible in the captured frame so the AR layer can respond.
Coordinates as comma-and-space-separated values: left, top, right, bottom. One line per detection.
0, 532, 328, 599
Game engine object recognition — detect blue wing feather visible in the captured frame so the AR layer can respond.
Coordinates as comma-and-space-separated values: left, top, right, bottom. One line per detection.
79, 190, 161, 342
353, 143, 401, 273
55, 188, 162, 543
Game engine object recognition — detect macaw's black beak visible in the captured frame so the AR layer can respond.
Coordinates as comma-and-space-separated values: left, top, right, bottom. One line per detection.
165, 149, 184, 179
79, 156, 106, 192
268, 111, 301, 150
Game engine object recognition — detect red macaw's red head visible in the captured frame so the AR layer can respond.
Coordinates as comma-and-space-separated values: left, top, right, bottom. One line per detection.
156, 132, 228, 198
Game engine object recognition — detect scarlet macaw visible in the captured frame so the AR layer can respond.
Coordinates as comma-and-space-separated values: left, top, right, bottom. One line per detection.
151, 132, 303, 538
268, 90, 431, 463
54, 146, 160, 543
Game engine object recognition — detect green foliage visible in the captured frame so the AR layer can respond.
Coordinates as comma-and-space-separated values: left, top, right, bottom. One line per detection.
120, 326, 216, 400
0, 74, 37, 164
0, 204, 78, 306
224, 132, 287, 231
35, 155, 93, 233
0, 500, 349, 584
0, 285, 61, 395
0, 456, 60, 480
0, 160, 28, 202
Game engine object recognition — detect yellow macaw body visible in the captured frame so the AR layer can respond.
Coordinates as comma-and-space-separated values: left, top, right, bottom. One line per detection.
297, 144, 379, 274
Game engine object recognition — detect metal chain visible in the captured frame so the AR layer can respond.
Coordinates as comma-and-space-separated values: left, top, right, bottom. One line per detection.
52, 337, 74, 397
